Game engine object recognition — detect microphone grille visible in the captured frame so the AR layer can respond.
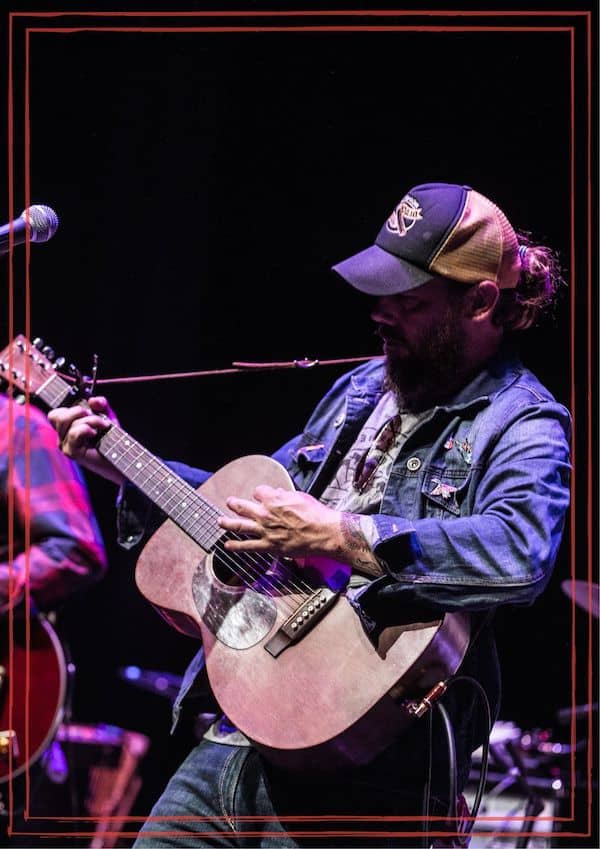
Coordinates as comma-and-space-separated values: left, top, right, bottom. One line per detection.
20, 204, 59, 243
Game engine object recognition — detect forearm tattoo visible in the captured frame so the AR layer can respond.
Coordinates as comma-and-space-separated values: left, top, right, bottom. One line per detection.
340, 512, 386, 577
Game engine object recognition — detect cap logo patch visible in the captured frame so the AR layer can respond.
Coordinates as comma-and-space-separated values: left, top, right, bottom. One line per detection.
386, 195, 423, 237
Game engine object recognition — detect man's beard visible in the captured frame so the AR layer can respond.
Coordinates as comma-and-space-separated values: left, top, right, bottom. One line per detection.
383, 308, 467, 413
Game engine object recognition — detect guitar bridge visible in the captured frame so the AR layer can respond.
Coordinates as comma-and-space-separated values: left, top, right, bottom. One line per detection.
264, 588, 338, 658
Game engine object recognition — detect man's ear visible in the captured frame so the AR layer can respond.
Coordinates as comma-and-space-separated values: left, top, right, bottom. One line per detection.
465, 280, 500, 319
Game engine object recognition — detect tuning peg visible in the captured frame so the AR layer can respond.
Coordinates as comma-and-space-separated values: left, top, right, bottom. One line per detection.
54, 356, 66, 370
41, 345, 55, 361
32, 337, 44, 350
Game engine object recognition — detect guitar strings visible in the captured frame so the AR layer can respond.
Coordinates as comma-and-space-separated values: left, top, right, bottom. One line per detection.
131, 457, 322, 604
140, 466, 318, 611
141, 466, 317, 612
98, 428, 324, 612
174, 485, 317, 608
169, 480, 318, 603
210, 533, 319, 614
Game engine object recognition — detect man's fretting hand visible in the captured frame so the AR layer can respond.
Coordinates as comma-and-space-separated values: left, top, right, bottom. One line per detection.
48, 396, 126, 486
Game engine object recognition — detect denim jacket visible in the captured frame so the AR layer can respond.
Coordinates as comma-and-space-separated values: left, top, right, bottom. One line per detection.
272, 346, 571, 616
117, 345, 571, 778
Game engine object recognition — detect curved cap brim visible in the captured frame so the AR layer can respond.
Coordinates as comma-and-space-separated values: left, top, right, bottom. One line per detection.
332, 244, 435, 295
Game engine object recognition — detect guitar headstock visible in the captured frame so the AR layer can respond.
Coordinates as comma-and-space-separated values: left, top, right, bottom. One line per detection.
0, 335, 80, 409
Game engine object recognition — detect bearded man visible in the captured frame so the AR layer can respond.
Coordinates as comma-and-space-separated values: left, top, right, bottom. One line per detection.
49, 182, 571, 847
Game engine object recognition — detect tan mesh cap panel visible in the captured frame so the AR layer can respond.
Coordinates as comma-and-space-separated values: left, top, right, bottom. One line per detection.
429, 190, 520, 288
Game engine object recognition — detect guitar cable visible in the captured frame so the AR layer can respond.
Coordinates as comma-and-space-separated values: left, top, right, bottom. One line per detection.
421, 700, 457, 848
420, 674, 492, 848
445, 675, 493, 834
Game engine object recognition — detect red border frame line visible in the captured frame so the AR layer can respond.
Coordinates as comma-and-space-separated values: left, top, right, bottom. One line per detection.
10, 16, 588, 842
11, 828, 588, 840
6, 8, 592, 843
569, 21, 577, 827
21, 25, 576, 33
10, 13, 589, 842
7, 9, 594, 17
5, 3, 17, 835
23, 19, 33, 816
586, 8, 594, 841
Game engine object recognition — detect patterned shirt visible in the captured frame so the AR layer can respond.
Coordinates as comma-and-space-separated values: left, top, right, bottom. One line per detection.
319, 391, 427, 515
320, 391, 430, 569
0, 394, 107, 613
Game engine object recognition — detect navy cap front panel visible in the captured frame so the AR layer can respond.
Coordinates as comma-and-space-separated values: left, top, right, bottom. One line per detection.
374, 183, 469, 270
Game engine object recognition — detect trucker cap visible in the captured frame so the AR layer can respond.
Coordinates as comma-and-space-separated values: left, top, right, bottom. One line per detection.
332, 183, 521, 295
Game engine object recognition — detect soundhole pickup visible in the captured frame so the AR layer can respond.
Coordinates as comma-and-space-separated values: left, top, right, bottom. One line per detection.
264, 588, 338, 658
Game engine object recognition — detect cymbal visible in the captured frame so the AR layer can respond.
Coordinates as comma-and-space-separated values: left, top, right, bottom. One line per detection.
561, 580, 599, 619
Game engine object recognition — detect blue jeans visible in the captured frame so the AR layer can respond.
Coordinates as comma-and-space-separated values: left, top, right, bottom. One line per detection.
133, 741, 456, 848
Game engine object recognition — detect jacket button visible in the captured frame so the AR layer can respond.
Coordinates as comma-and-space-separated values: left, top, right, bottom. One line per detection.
406, 457, 421, 471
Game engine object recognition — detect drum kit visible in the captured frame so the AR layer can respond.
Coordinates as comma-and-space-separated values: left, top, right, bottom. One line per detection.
0, 617, 150, 848
1, 580, 597, 847
466, 579, 598, 848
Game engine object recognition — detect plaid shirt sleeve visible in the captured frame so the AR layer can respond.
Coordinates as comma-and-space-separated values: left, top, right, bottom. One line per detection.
0, 398, 108, 613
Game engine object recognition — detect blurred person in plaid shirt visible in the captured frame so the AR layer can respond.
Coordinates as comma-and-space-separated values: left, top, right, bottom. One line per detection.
0, 390, 107, 615
0, 386, 107, 840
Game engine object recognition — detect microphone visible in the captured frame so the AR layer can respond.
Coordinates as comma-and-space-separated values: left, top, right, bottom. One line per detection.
0, 204, 59, 255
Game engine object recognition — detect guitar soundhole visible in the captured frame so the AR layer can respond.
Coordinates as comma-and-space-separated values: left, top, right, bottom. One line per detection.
210, 535, 293, 595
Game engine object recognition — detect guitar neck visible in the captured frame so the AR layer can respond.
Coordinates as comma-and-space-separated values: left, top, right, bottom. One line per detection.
34, 369, 223, 554
97, 426, 224, 553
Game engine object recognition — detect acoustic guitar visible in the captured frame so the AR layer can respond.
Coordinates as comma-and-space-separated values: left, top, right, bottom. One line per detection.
0, 335, 470, 770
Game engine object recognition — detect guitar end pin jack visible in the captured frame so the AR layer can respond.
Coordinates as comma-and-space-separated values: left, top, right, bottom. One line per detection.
405, 680, 448, 719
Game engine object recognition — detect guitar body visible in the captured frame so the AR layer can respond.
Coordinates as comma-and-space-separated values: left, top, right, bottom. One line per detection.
0, 616, 67, 784
135, 455, 470, 770
0, 338, 471, 771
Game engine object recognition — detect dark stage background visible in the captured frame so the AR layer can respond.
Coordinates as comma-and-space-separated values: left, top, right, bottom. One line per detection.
1, 4, 596, 844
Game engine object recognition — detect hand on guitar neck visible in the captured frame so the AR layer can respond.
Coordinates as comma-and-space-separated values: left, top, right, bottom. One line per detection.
48, 396, 126, 488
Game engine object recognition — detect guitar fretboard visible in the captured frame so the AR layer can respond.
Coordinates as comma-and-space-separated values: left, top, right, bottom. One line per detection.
98, 426, 224, 552
31, 364, 225, 552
